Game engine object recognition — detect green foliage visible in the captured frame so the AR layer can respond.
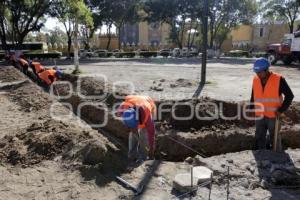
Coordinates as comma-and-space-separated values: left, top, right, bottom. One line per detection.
261, 0, 300, 33
0, 0, 52, 49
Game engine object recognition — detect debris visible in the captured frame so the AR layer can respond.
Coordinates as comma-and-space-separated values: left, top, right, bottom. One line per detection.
192, 166, 213, 184
173, 173, 198, 193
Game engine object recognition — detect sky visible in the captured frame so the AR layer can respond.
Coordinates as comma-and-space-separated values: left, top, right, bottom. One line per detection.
44, 17, 115, 34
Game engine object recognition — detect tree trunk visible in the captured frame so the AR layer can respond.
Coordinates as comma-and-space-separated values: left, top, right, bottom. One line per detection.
118, 25, 122, 50
106, 23, 112, 50
67, 36, 72, 59
289, 22, 294, 33
209, 19, 214, 49
180, 19, 186, 48
187, 20, 193, 49
74, 19, 79, 73
190, 22, 199, 49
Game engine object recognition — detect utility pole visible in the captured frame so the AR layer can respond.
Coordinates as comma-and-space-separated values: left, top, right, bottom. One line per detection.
201, 0, 209, 85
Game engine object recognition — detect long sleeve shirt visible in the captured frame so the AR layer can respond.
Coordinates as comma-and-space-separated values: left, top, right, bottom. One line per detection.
118, 104, 155, 151
250, 77, 294, 113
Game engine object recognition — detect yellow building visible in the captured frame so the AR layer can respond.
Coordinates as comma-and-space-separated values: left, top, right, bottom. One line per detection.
222, 22, 299, 52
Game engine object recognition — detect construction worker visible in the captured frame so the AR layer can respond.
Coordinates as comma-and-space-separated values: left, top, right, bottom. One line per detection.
30, 61, 45, 76
118, 95, 156, 162
37, 69, 63, 90
16, 57, 29, 75
251, 58, 294, 151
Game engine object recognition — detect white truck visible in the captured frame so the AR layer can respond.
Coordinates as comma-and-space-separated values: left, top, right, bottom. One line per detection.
267, 31, 300, 65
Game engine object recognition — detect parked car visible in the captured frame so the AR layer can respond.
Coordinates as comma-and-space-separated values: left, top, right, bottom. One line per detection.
94, 49, 108, 58
79, 49, 94, 58
172, 48, 181, 57
159, 49, 171, 57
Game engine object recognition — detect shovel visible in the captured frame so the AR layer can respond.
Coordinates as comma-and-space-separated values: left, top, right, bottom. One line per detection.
273, 115, 281, 152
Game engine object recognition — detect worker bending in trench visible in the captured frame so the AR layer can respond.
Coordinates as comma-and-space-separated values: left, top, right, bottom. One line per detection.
117, 95, 156, 162
37, 68, 63, 91
16, 56, 30, 75
250, 58, 294, 151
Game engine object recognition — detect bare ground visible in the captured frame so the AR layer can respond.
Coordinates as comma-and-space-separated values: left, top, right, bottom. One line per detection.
0, 63, 300, 200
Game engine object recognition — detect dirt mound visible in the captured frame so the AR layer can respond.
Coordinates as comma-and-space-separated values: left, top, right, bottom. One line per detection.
0, 66, 124, 168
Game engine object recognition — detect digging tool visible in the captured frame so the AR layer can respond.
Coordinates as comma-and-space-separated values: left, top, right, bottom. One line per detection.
273, 115, 281, 152
116, 176, 144, 196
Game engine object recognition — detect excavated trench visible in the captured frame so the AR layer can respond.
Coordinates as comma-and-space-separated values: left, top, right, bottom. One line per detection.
6, 63, 300, 162
54, 74, 300, 161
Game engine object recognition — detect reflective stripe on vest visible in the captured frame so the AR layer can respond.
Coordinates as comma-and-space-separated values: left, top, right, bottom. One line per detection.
121, 95, 155, 128
38, 69, 56, 85
253, 72, 283, 118
32, 62, 44, 73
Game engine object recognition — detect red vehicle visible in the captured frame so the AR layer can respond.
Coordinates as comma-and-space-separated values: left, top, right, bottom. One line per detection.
266, 32, 300, 65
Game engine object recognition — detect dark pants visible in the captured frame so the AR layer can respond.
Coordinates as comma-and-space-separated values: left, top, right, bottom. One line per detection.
255, 117, 282, 151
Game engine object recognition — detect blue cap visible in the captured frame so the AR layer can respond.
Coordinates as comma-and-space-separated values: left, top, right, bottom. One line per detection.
55, 70, 63, 78
122, 108, 139, 128
253, 58, 270, 73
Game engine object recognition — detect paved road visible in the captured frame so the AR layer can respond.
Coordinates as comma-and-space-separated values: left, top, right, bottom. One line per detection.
51, 58, 300, 102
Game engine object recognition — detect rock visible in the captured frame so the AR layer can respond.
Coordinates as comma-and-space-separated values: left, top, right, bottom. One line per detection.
158, 83, 162, 86
260, 179, 269, 189
170, 83, 178, 88
184, 157, 193, 164
193, 155, 206, 166
153, 86, 164, 92
240, 178, 249, 189
249, 181, 260, 190
227, 159, 234, 164
173, 173, 198, 193
192, 166, 213, 184
160, 79, 166, 82
80, 141, 107, 165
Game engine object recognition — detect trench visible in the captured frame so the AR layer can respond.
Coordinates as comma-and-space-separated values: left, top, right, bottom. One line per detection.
56, 74, 300, 161
8, 62, 300, 162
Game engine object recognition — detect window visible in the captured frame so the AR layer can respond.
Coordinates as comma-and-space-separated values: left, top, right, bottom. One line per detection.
259, 27, 264, 37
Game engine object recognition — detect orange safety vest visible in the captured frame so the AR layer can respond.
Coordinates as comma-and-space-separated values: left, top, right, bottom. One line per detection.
253, 72, 283, 118
32, 62, 44, 73
38, 69, 57, 85
18, 58, 28, 66
120, 95, 156, 128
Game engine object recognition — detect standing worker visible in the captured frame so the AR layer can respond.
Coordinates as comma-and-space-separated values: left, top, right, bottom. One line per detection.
118, 95, 156, 162
251, 58, 294, 151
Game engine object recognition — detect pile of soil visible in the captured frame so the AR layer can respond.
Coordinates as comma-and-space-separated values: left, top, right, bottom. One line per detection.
0, 66, 125, 169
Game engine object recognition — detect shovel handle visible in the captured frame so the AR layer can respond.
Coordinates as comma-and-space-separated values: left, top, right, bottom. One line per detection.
273, 116, 280, 152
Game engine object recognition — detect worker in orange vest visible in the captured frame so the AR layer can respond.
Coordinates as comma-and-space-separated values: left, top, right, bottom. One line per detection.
37, 69, 63, 89
251, 58, 294, 151
30, 61, 45, 76
118, 95, 156, 162
17, 57, 29, 74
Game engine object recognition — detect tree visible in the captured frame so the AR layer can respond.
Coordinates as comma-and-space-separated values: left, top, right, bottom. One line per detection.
261, 0, 300, 33
0, 0, 52, 51
143, 0, 201, 49
46, 26, 67, 46
208, 0, 257, 49
51, 0, 93, 58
